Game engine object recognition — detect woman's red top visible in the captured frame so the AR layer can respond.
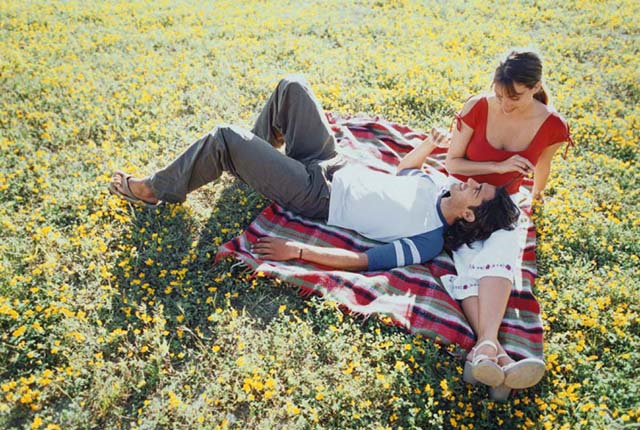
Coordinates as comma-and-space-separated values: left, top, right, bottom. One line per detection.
452, 96, 572, 194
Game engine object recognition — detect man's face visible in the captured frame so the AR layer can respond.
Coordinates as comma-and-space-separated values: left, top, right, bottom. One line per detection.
450, 179, 497, 214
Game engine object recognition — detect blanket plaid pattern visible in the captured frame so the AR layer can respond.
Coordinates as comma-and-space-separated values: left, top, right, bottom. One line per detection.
217, 114, 543, 360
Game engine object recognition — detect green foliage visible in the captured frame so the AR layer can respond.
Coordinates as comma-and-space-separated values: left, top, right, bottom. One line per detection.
1, 0, 638, 429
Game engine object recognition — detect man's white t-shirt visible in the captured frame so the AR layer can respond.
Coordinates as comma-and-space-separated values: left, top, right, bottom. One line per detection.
327, 165, 449, 271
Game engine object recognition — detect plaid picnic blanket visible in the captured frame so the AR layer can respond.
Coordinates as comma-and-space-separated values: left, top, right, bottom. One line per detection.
217, 114, 543, 360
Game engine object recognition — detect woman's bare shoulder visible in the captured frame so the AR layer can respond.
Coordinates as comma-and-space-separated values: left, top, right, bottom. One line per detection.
458, 94, 488, 116
540, 102, 567, 123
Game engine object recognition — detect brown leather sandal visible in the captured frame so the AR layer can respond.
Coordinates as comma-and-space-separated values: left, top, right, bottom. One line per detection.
108, 171, 160, 208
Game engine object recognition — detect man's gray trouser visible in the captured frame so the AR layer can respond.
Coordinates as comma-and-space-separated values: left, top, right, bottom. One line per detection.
148, 75, 344, 219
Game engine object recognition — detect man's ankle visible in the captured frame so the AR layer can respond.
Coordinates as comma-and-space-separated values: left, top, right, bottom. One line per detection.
132, 178, 158, 202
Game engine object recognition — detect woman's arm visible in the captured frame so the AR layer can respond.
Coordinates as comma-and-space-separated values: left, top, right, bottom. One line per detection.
445, 98, 535, 176
532, 142, 564, 201
396, 128, 448, 172
251, 237, 369, 271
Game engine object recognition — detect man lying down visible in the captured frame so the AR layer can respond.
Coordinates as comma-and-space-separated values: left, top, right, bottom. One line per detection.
109, 75, 519, 271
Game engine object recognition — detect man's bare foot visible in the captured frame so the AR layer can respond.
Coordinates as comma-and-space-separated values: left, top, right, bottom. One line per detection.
111, 171, 159, 205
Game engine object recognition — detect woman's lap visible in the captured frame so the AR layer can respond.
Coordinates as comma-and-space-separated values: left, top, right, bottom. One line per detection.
443, 176, 531, 300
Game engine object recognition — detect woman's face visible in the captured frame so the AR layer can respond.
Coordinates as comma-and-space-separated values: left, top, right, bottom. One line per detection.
494, 82, 541, 114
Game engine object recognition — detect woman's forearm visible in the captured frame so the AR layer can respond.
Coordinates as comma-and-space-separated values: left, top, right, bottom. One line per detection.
532, 142, 563, 199
445, 156, 500, 176
532, 163, 551, 199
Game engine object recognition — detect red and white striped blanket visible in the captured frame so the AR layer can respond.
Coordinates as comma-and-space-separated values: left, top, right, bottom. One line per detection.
217, 114, 543, 360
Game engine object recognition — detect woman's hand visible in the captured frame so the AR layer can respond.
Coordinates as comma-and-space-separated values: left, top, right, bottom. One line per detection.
251, 237, 301, 261
532, 192, 544, 208
496, 155, 535, 175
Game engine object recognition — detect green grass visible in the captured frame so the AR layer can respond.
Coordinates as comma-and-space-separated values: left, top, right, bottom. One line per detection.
1, 0, 639, 429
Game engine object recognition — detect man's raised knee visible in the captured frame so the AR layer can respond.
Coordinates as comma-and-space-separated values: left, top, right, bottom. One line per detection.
209, 125, 256, 152
210, 124, 250, 140
278, 74, 309, 92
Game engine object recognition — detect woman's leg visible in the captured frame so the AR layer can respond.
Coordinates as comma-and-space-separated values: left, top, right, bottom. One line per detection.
461, 296, 479, 333
463, 277, 515, 366
462, 294, 515, 367
453, 226, 523, 365
252, 74, 337, 163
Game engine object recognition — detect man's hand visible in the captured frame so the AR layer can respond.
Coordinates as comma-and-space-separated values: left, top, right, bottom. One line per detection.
397, 127, 450, 172
429, 127, 451, 149
251, 237, 300, 261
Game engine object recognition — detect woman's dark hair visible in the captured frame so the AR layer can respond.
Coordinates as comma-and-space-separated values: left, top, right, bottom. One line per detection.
493, 50, 548, 105
444, 187, 520, 251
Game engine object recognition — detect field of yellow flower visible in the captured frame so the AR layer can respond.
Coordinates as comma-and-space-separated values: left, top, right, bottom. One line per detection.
1, 0, 639, 429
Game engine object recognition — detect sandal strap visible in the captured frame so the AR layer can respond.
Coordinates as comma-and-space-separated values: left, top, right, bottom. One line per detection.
118, 172, 136, 200
472, 339, 499, 353
496, 353, 511, 368
470, 339, 500, 365
501, 361, 517, 372
471, 354, 495, 366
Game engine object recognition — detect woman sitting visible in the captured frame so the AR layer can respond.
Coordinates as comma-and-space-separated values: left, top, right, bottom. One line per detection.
445, 50, 572, 392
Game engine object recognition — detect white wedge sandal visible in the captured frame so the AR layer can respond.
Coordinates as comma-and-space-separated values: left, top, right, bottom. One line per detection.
462, 340, 505, 387
502, 357, 546, 389
485, 355, 546, 402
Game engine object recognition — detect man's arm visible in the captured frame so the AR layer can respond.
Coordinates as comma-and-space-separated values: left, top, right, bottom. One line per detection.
252, 229, 445, 272
365, 230, 443, 271
396, 128, 449, 172
251, 237, 368, 271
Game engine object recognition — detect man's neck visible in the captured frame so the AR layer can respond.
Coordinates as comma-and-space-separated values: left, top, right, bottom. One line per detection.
438, 196, 459, 226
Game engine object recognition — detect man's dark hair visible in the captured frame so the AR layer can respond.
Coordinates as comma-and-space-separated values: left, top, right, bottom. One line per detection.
444, 187, 520, 251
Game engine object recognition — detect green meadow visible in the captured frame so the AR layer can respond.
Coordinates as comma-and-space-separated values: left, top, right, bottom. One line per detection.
1, 0, 638, 429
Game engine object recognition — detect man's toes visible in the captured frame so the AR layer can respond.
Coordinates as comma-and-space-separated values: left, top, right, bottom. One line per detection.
111, 172, 129, 194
